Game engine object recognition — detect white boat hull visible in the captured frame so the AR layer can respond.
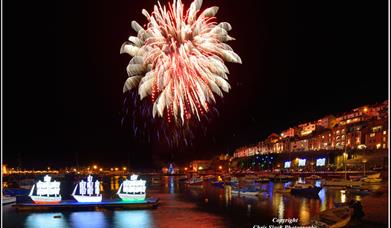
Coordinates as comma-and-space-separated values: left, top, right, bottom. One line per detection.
118, 193, 146, 201
30, 195, 62, 204
323, 180, 362, 188
2, 196, 16, 205
73, 194, 102, 203
231, 190, 259, 196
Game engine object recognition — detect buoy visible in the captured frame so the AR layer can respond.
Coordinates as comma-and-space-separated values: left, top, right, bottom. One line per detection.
53, 215, 62, 219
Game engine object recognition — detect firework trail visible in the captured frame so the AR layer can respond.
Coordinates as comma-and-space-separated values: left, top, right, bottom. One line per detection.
121, 0, 241, 126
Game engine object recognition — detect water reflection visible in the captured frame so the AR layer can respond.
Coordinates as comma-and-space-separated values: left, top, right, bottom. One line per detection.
113, 211, 153, 228
25, 213, 67, 228
6, 175, 377, 228
70, 212, 108, 228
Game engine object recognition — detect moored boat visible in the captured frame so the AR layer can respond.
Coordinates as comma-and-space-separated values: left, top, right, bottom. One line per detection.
290, 183, 322, 196
313, 207, 352, 228
72, 175, 102, 203
305, 175, 322, 180
2, 195, 16, 205
186, 176, 203, 186
231, 186, 260, 196
323, 179, 362, 188
362, 178, 382, 183
255, 177, 270, 183
29, 175, 61, 204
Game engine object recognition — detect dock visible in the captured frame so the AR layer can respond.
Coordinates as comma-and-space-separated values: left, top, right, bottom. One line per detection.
13, 198, 159, 211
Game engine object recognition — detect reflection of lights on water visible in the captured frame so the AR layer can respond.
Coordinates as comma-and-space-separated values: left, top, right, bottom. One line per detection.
70, 212, 107, 228
169, 176, 175, 194
25, 213, 67, 228
113, 211, 153, 227
225, 186, 232, 208
299, 199, 310, 225
278, 195, 284, 219
340, 190, 346, 203
318, 188, 326, 211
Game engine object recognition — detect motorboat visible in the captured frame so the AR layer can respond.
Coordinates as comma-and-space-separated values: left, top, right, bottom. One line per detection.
323, 179, 362, 188
186, 176, 203, 186
290, 183, 322, 196
312, 207, 352, 228
231, 185, 260, 196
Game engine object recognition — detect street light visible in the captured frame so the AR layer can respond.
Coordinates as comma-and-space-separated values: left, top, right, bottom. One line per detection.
93, 165, 97, 170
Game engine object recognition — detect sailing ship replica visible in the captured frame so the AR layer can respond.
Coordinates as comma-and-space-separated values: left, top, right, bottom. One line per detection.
29, 175, 61, 204
72, 175, 102, 203
117, 174, 146, 201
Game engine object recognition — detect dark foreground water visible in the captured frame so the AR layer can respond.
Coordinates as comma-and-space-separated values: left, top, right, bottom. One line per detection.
3, 176, 388, 228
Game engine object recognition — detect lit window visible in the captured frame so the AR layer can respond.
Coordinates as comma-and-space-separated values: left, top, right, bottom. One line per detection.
376, 144, 381, 149
370, 133, 375, 137
383, 131, 387, 135
322, 135, 325, 139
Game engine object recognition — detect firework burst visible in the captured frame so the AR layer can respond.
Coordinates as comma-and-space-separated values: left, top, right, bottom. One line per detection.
121, 0, 241, 125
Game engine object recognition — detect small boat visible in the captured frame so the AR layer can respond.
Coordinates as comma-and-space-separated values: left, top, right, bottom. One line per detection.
72, 175, 102, 203
305, 175, 322, 180
3, 188, 30, 196
313, 207, 352, 228
117, 174, 146, 201
323, 179, 362, 188
255, 177, 270, 183
270, 174, 295, 182
290, 183, 322, 196
362, 178, 382, 183
186, 176, 203, 186
361, 173, 382, 183
29, 175, 61, 204
231, 186, 260, 196
366, 173, 381, 179
2, 195, 16, 205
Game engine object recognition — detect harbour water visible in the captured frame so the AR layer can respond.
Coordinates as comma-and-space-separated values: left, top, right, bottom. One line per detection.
3, 175, 388, 228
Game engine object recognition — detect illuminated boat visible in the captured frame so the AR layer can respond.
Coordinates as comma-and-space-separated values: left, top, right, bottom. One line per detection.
117, 174, 146, 201
29, 175, 61, 204
72, 175, 102, 203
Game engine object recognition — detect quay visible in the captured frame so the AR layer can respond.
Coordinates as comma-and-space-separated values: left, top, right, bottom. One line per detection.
13, 198, 159, 211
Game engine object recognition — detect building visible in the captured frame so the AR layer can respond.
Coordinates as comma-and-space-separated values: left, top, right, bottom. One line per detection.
189, 160, 211, 171
364, 119, 388, 150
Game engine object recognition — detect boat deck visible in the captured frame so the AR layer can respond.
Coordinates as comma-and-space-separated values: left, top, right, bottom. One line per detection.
13, 198, 159, 211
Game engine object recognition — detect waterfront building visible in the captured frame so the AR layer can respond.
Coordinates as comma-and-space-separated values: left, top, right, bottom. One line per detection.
232, 100, 388, 159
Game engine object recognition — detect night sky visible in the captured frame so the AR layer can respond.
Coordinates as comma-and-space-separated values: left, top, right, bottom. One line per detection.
4, 0, 388, 169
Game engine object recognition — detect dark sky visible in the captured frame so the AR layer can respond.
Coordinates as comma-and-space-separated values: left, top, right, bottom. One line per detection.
4, 0, 388, 169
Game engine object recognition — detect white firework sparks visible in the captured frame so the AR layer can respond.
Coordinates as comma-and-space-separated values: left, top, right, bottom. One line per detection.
121, 0, 241, 124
